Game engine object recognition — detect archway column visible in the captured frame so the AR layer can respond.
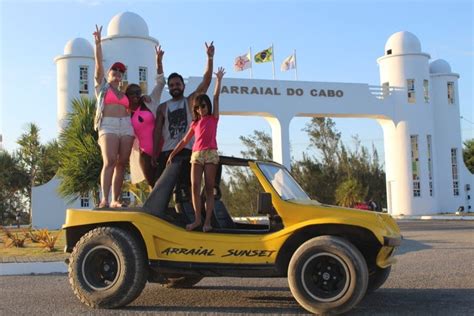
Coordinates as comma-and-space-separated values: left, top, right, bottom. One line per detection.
264, 116, 292, 169
379, 119, 413, 215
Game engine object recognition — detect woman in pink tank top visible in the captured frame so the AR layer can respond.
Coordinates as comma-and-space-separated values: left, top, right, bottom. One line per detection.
127, 81, 163, 187
125, 45, 166, 188
167, 67, 225, 232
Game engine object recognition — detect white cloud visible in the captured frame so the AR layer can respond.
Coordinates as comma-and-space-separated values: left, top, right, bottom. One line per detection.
39, 75, 54, 87
76, 0, 104, 7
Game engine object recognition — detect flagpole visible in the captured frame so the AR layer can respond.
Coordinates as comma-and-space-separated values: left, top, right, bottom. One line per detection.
249, 47, 253, 79
294, 49, 298, 80
271, 43, 275, 80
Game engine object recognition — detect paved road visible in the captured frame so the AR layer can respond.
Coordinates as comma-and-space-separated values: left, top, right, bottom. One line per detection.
1, 221, 473, 315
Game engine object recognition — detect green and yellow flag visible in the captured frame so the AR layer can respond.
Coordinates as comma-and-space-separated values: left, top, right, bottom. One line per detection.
254, 47, 273, 63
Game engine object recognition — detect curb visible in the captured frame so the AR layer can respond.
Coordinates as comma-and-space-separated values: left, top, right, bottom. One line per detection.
0, 261, 67, 276
393, 215, 474, 220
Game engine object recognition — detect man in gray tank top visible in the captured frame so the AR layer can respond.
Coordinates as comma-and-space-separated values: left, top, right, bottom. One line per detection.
152, 42, 215, 199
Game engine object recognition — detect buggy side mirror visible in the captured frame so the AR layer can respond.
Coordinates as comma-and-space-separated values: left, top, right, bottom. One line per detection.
257, 192, 274, 215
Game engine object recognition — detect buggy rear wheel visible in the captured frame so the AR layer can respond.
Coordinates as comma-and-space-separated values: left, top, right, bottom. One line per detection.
68, 227, 147, 308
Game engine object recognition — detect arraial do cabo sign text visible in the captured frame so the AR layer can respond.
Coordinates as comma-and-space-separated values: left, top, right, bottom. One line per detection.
221, 85, 344, 98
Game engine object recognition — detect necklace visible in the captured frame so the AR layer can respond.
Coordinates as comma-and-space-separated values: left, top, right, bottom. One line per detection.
110, 84, 123, 97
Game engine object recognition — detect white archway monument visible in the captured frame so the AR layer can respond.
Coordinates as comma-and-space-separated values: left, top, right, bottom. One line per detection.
186, 77, 396, 169
185, 75, 471, 217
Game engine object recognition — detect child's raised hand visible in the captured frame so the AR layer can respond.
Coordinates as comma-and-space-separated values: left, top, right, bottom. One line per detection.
214, 67, 225, 80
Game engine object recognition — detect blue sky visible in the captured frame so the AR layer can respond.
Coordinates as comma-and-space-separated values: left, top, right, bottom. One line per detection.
0, 0, 472, 163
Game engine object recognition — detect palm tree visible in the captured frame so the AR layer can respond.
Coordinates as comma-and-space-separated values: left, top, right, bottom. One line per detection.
57, 97, 101, 205
335, 178, 367, 208
123, 181, 151, 206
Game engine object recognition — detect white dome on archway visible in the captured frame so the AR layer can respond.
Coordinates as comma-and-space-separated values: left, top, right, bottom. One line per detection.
384, 31, 422, 55
107, 11, 149, 37
63, 38, 93, 56
430, 59, 452, 74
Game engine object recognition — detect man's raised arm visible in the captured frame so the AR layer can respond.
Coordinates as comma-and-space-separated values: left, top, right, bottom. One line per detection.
190, 41, 215, 100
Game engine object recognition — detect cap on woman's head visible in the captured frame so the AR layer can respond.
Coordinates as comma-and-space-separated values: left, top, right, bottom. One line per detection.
109, 62, 126, 73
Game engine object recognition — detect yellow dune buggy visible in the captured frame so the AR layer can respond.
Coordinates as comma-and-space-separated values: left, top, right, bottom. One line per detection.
63, 156, 401, 315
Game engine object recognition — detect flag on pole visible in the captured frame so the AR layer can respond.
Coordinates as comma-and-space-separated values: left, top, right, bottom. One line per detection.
234, 52, 252, 72
281, 54, 296, 71
254, 47, 273, 63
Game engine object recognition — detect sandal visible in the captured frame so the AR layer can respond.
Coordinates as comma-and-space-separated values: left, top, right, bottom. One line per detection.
203, 225, 213, 232
110, 201, 125, 208
97, 201, 109, 209
186, 221, 202, 231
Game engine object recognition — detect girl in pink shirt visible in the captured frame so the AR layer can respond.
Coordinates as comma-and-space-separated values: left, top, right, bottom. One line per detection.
167, 67, 225, 232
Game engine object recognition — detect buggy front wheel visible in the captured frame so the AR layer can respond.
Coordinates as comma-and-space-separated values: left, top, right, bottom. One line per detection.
288, 236, 368, 315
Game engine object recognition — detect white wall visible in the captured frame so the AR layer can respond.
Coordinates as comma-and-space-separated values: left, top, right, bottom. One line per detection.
101, 36, 159, 94
55, 56, 94, 131
31, 177, 84, 229
432, 73, 473, 212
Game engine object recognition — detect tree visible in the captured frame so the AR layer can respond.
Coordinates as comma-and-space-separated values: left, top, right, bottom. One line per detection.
304, 117, 341, 167
57, 97, 102, 205
123, 181, 151, 206
337, 137, 386, 206
239, 130, 273, 160
220, 130, 271, 216
335, 178, 367, 207
221, 119, 387, 213
221, 166, 264, 217
295, 118, 386, 207
37, 140, 60, 185
463, 139, 474, 174
16, 123, 41, 219
291, 153, 326, 201
292, 118, 343, 204
16, 123, 59, 220
0, 150, 29, 225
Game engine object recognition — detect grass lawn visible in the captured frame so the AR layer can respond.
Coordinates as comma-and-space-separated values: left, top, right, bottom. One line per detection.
0, 228, 68, 262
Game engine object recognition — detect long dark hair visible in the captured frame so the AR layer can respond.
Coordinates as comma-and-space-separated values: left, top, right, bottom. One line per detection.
125, 83, 141, 95
125, 83, 145, 112
193, 94, 212, 121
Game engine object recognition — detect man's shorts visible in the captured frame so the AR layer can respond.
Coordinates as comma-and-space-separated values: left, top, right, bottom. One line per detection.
99, 117, 134, 138
190, 149, 219, 165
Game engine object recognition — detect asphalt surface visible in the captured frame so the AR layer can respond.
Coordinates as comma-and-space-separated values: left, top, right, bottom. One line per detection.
1, 220, 473, 315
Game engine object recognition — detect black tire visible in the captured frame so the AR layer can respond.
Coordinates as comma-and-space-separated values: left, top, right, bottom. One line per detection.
160, 275, 204, 288
288, 236, 368, 315
68, 227, 148, 308
366, 266, 391, 294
